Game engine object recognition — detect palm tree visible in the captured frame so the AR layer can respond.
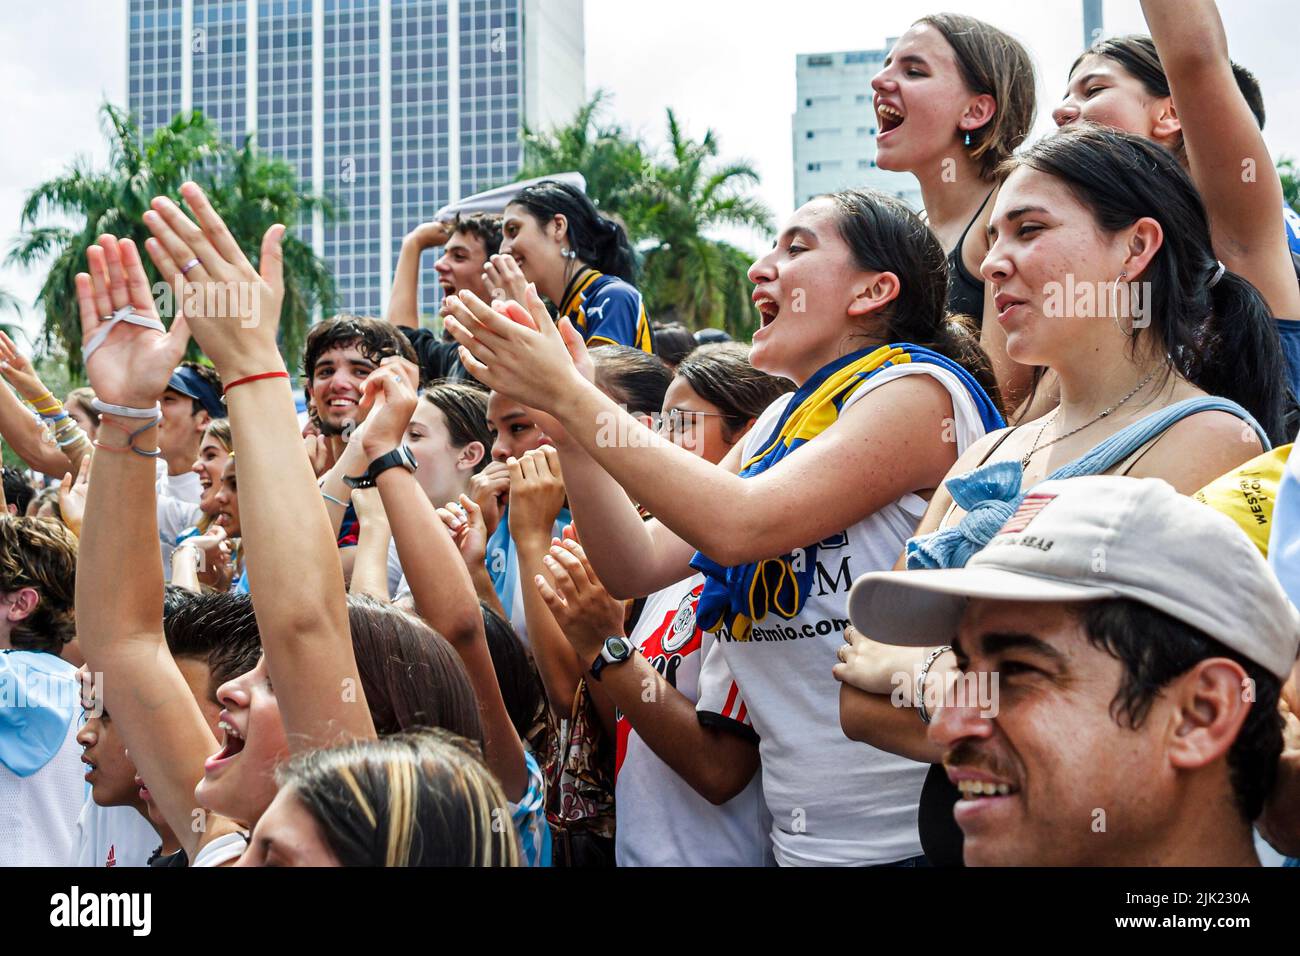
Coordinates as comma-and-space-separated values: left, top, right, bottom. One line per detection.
516, 90, 651, 238
7, 104, 334, 373
0, 285, 23, 331
634, 110, 773, 338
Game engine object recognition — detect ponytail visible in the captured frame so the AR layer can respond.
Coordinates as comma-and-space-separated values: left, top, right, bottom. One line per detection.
1195, 269, 1292, 444
512, 180, 638, 282
1004, 126, 1291, 446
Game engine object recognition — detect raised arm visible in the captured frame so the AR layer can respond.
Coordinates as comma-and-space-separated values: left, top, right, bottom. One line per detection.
358, 364, 527, 800
142, 181, 374, 748
506, 447, 589, 714
0, 331, 92, 475
0, 381, 73, 476
73, 234, 241, 859
545, 432, 699, 600
1142, 0, 1300, 319
347, 487, 392, 600
388, 221, 450, 329
446, 288, 958, 567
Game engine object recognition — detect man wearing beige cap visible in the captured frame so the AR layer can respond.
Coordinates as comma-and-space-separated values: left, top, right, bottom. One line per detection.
848, 475, 1300, 866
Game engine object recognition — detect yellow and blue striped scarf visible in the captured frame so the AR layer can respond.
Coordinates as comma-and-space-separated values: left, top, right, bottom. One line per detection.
690, 344, 1004, 640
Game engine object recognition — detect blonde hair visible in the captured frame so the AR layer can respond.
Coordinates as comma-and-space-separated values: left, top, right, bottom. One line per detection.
277, 728, 521, 867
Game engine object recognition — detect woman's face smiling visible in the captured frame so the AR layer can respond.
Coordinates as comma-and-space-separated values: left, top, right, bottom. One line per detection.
192, 429, 230, 516
498, 203, 567, 300
871, 23, 991, 172
747, 198, 893, 384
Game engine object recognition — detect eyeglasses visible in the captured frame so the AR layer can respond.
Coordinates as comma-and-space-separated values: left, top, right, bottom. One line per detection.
656, 407, 726, 436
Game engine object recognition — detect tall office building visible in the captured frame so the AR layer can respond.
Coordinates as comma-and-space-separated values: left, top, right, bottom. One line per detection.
128, 0, 585, 316
792, 46, 921, 212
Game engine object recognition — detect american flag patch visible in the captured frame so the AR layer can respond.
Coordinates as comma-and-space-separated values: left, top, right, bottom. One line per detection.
999, 492, 1057, 534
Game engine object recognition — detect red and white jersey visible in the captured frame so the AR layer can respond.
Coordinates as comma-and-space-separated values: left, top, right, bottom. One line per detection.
615, 574, 772, 867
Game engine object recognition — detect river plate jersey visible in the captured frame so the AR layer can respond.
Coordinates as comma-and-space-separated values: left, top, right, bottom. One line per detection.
614, 574, 772, 867
695, 362, 995, 865
559, 270, 655, 353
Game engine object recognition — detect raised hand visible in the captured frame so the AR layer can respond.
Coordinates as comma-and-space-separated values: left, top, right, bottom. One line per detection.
406, 220, 451, 250
349, 485, 389, 530
506, 446, 565, 547
482, 254, 530, 305
57, 455, 92, 537
467, 460, 511, 535
0, 330, 49, 401
141, 181, 285, 381
75, 235, 191, 409
357, 359, 419, 460
437, 493, 490, 568
443, 285, 589, 412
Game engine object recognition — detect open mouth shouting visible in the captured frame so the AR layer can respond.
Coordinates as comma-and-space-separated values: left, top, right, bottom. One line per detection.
752, 291, 780, 330
876, 100, 906, 137
204, 712, 247, 775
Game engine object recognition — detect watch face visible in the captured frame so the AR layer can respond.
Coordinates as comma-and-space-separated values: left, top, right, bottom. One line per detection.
605, 637, 629, 658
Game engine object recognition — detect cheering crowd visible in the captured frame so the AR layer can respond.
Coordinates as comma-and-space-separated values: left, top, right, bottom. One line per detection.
3, 0, 1300, 868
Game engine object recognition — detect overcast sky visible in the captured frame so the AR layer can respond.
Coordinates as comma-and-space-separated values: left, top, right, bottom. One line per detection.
2, 0, 1297, 340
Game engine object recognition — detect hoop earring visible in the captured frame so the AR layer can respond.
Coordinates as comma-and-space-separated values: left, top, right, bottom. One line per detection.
1111, 270, 1134, 337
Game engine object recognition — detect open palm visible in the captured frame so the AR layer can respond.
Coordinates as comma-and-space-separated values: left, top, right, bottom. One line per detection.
75, 235, 189, 408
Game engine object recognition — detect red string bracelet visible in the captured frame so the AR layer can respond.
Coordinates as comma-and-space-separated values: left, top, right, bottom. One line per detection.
223, 370, 290, 393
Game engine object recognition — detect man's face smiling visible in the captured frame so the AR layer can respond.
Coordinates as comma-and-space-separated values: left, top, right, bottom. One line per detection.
310, 343, 378, 435
931, 599, 1171, 866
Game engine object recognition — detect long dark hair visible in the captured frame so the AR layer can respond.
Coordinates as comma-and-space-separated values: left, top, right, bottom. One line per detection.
1073, 35, 1267, 134
825, 187, 1001, 404
511, 180, 637, 282
346, 596, 485, 747
1004, 124, 1289, 445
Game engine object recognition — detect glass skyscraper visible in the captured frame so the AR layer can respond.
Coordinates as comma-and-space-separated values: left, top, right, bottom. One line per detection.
128, 0, 585, 317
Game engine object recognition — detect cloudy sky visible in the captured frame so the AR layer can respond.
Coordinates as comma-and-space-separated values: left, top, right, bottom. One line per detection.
2, 0, 1297, 340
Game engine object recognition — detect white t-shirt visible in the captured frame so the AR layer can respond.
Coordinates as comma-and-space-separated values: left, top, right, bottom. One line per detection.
73, 801, 161, 868
386, 539, 405, 599
156, 461, 203, 583
0, 652, 84, 866
696, 363, 990, 866
615, 574, 773, 867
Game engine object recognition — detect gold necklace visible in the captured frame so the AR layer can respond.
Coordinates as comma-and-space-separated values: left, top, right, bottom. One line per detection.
1020, 369, 1158, 469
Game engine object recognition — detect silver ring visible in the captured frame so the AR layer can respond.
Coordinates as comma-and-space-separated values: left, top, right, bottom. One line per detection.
180, 257, 201, 275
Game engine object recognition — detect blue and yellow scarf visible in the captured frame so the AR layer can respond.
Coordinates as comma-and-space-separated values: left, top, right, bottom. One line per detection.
690, 344, 1004, 640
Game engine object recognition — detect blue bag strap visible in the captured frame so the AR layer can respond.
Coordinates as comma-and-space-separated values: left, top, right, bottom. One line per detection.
1047, 397, 1270, 482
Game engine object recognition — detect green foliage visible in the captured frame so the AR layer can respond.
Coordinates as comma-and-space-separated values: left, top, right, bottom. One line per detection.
6, 104, 336, 374
518, 94, 773, 337
1280, 155, 1299, 213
